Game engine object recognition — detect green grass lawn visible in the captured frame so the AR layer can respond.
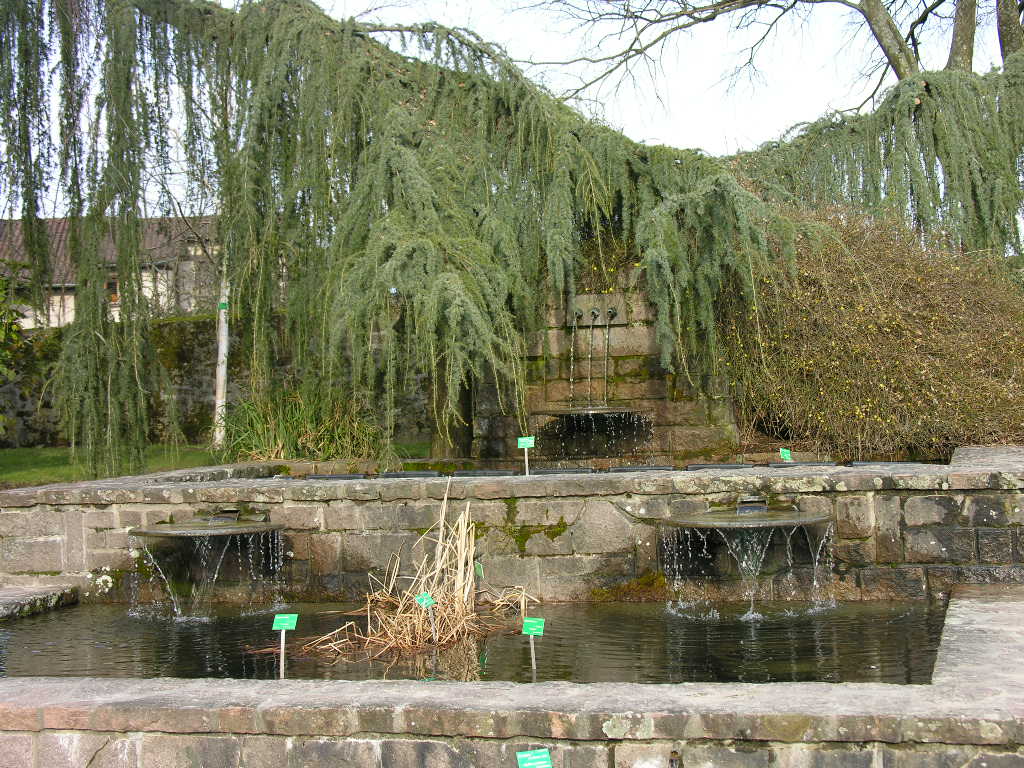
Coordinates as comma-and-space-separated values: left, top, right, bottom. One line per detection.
0, 445, 218, 488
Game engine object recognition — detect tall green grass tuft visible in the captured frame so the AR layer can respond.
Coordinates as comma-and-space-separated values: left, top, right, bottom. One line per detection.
219, 388, 398, 470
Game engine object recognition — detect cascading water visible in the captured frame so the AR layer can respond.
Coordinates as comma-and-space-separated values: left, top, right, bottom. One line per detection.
717, 528, 775, 620
603, 307, 616, 403
128, 516, 286, 620
568, 309, 582, 407
587, 307, 599, 405
532, 301, 654, 464
659, 496, 835, 620
804, 522, 837, 611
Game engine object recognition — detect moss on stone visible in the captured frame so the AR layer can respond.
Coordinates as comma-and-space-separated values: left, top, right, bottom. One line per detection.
591, 570, 669, 601
503, 498, 518, 524
503, 518, 570, 553
544, 516, 569, 540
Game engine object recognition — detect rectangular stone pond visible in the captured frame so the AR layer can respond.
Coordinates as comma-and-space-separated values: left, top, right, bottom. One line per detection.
1, 446, 1023, 765
0, 585, 1020, 767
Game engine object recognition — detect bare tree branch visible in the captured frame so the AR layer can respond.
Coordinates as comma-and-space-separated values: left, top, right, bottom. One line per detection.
516, 0, 972, 100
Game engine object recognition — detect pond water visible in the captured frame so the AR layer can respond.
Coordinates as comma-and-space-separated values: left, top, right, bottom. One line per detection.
0, 600, 944, 684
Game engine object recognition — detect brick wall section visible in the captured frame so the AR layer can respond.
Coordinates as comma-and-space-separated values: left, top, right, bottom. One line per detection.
2, 450, 1024, 601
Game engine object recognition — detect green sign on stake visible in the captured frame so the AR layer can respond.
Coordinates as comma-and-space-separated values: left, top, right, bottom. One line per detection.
522, 617, 545, 636
517, 436, 535, 449
779, 447, 793, 462
516, 749, 553, 768
272, 613, 298, 631
415, 592, 436, 608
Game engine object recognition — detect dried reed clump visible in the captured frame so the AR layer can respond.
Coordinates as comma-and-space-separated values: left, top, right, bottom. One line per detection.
721, 211, 1024, 461
302, 480, 532, 663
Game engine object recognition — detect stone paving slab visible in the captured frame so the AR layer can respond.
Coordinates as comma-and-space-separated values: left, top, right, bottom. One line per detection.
0, 585, 1021, 748
0, 585, 78, 620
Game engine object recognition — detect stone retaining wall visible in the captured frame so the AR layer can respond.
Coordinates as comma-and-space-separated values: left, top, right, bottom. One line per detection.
1, 448, 1023, 601
0, 585, 1021, 767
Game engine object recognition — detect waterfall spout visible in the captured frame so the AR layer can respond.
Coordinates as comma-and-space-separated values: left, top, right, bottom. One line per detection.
603, 307, 617, 404
587, 308, 600, 405
568, 309, 582, 407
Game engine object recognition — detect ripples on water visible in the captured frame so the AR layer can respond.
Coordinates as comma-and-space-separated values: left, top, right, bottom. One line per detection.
0, 600, 944, 684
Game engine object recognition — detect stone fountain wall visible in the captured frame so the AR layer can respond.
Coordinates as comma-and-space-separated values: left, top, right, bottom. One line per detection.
1, 448, 1023, 602
473, 292, 739, 465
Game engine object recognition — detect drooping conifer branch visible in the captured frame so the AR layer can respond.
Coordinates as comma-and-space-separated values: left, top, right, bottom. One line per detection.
739, 56, 1024, 265
1, 0, 1023, 471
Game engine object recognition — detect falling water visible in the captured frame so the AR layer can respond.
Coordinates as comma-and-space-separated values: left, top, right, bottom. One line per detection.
131, 530, 285, 620
663, 527, 720, 620
568, 309, 582, 407
804, 522, 837, 610
587, 307, 599, 405
603, 307, 616, 404
660, 519, 836, 618
136, 538, 182, 617
717, 528, 775, 621
187, 535, 234, 616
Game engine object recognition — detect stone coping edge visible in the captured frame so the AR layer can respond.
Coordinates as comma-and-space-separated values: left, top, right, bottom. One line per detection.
3, 447, 1022, 507
0, 585, 1021, 747
3, 464, 1024, 508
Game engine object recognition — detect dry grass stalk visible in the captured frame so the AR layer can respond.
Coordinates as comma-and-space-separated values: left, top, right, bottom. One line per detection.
301, 478, 533, 663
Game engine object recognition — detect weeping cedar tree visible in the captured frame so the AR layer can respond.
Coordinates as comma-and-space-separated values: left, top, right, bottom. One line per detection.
1, 0, 1022, 474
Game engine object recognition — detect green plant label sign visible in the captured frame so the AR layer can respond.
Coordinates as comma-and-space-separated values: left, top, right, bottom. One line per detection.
217, 301, 229, 310
779, 448, 793, 462
522, 617, 545, 636
475, 561, 484, 578
516, 749, 553, 768
517, 436, 535, 449
415, 592, 436, 608
272, 613, 298, 631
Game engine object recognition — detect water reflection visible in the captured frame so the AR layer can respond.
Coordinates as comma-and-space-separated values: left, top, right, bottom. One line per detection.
0, 600, 944, 684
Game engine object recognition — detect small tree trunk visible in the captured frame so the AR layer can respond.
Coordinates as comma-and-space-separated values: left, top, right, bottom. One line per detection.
858, 0, 921, 79
212, 261, 229, 450
996, 0, 1024, 61
429, 377, 474, 459
945, 0, 977, 70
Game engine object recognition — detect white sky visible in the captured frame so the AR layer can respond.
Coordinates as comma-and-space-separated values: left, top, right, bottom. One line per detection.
316, 0, 1005, 155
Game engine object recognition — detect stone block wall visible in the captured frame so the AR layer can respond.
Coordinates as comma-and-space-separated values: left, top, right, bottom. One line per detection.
2, 449, 1024, 602
3, 730, 1023, 767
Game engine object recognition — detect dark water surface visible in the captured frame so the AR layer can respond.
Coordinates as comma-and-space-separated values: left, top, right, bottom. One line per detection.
0, 600, 944, 683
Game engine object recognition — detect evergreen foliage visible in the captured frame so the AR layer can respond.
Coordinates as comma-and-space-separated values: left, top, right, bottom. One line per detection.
739, 56, 1024, 265
1, 0, 1023, 470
